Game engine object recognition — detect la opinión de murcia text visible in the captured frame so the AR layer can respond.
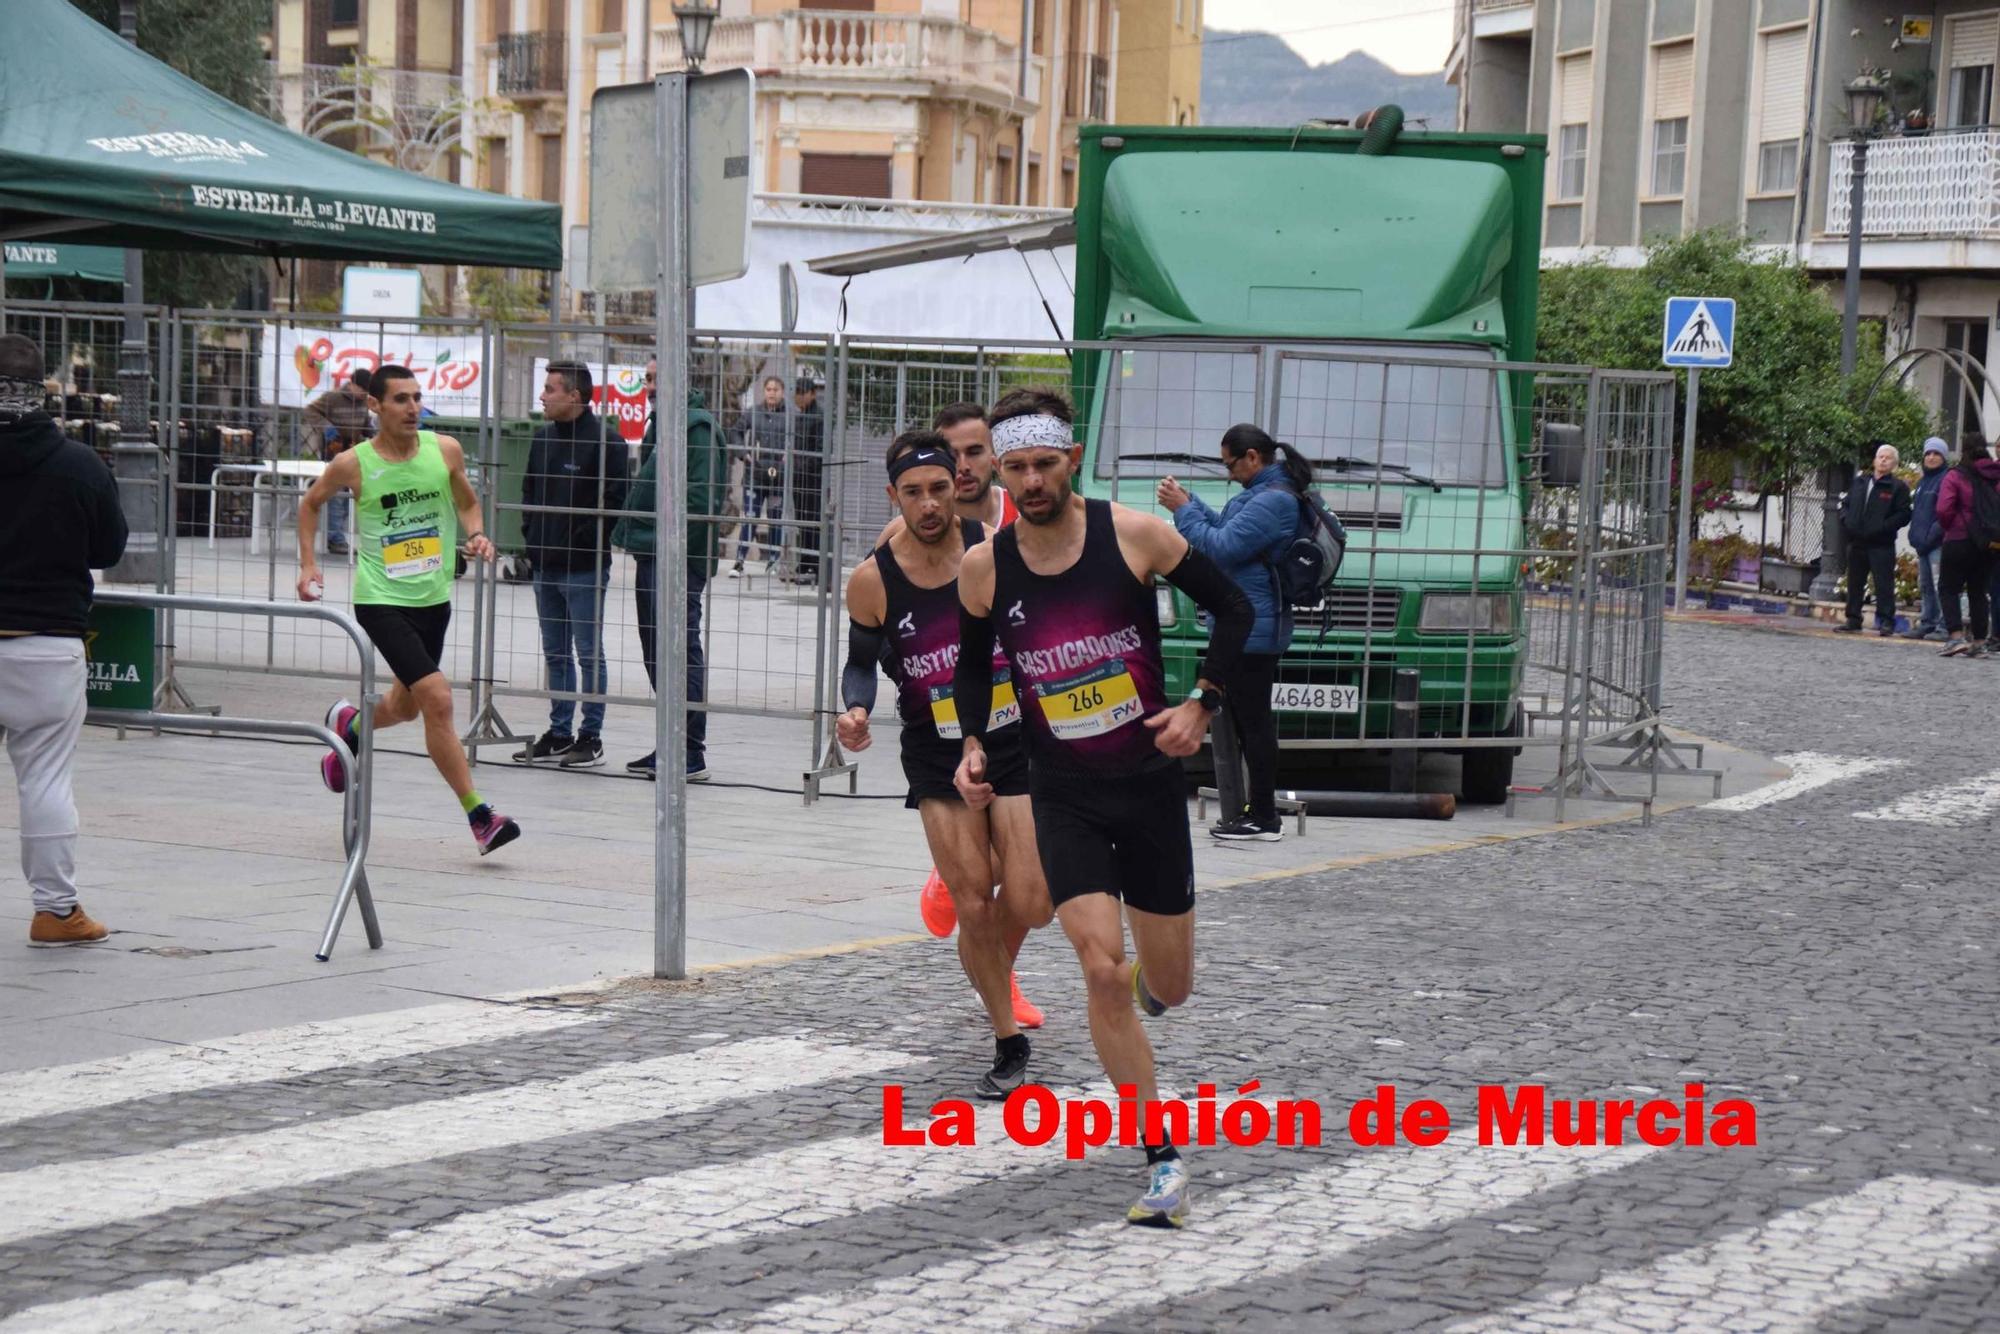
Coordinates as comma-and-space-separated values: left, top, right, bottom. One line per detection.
883, 1082, 1758, 1160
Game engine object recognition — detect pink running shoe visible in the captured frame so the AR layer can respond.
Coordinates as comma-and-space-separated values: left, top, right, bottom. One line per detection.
320, 699, 360, 793
471, 809, 521, 856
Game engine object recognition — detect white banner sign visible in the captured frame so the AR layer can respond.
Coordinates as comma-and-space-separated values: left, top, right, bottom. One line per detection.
260, 326, 488, 415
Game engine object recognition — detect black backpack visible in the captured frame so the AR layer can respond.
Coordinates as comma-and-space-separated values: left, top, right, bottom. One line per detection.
1271, 490, 1348, 613
1966, 465, 2000, 552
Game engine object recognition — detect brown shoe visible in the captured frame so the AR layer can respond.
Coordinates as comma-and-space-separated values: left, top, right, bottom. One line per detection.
29, 906, 109, 946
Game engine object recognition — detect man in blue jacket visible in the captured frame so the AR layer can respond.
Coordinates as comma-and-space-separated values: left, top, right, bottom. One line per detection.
1157, 424, 1305, 841
1902, 437, 1950, 641
517, 361, 628, 769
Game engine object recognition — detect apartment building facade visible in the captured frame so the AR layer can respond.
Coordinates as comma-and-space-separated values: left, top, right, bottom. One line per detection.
1114, 0, 1203, 128
1449, 0, 2000, 441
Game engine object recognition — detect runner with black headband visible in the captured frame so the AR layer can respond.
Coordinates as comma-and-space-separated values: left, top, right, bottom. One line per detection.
839, 431, 1053, 1099
952, 387, 1254, 1228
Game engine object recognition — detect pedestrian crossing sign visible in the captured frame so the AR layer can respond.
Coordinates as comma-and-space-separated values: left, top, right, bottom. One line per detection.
1663, 296, 1734, 368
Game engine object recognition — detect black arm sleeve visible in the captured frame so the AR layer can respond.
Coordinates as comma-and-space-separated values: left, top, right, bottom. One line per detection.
842, 619, 884, 714
89, 456, 129, 570
1163, 543, 1254, 690
952, 605, 998, 744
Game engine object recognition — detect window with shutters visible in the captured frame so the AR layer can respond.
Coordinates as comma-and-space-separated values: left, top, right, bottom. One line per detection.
1751, 26, 1806, 195
482, 138, 509, 195
539, 135, 562, 204
1649, 42, 1692, 196
1556, 54, 1591, 200
1946, 13, 1998, 127
800, 153, 893, 198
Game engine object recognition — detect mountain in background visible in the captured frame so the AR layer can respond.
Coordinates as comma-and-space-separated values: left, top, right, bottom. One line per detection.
1198, 29, 1456, 130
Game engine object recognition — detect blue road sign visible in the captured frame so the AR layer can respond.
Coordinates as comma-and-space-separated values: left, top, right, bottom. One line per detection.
1663, 296, 1734, 367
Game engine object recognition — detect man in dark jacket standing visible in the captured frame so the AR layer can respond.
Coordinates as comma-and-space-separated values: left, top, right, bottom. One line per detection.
0, 334, 128, 944
1901, 437, 1950, 640
517, 362, 628, 768
1837, 442, 1913, 636
612, 362, 721, 779
789, 374, 825, 584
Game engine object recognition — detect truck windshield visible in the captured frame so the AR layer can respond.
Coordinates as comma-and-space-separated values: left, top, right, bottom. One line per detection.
1098, 344, 1509, 489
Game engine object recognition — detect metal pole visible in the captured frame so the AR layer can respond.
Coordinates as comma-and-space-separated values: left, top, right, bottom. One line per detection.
1672, 366, 1699, 611
653, 71, 692, 980
1812, 135, 1868, 604
110, 0, 161, 585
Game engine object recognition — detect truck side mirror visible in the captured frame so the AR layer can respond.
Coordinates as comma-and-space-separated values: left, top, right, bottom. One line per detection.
1540, 422, 1585, 488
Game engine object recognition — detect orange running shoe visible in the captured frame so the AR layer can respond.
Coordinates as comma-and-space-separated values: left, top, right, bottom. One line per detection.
1010, 972, 1044, 1029
919, 867, 957, 937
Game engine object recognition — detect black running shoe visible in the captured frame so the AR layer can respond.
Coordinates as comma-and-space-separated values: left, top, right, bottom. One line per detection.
559, 734, 606, 769
1211, 815, 1282, 842
516, 731, 573, 764
974, 1038, 1030, 1101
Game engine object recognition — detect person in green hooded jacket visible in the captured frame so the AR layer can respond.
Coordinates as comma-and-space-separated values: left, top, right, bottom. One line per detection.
611, 360, 722, 779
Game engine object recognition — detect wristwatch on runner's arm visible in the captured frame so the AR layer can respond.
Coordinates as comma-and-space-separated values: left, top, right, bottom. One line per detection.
1186, 684, 1226, 714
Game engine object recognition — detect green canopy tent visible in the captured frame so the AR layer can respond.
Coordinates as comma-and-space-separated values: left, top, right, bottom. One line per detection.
0, 0, 560, 268
3, 240, 123, 284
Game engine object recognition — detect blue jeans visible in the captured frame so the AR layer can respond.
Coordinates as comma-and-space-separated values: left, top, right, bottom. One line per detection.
325, 492, 350, 548
634, 556, 707, 767
1917, 546, 1943, 632
533, 567, 609, 736
735, 487, 782, 563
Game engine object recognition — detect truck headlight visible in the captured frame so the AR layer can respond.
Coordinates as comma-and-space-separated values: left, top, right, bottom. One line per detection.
1417, 593, 1514, 634
1155, 584, 1177, 628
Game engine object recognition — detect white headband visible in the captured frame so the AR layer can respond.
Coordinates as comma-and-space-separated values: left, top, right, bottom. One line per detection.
990, 412, 1074, 455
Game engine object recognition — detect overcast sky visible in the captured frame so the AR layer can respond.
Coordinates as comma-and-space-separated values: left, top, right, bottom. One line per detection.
1201, 0, 1455, 75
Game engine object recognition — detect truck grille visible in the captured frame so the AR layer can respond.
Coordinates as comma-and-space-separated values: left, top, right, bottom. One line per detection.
1328, 503, 1404, 532
1292, 587, 1403, 634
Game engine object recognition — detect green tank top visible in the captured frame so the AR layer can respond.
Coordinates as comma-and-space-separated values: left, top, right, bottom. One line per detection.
352, 431, 456, 607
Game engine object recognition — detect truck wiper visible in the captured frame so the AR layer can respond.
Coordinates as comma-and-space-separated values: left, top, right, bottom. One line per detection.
1321, 456, 1442, 492
1115, 452, 1227, 468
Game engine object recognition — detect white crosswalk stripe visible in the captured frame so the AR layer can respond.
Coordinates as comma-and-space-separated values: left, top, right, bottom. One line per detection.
716, 1138, 1657, 1331
1702, 752, 1904, 812
0, 1001, 604, 1130
0, 1095, 1095, 1334
1851, 767, 2000, 826
0, 1035, 910, 1249
1443, 1175, 2000, 1332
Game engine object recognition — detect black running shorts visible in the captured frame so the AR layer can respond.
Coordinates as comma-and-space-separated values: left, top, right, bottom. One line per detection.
356, 601, 451, 689
1029, 762, 1194, 916
901, 726, 1029, 810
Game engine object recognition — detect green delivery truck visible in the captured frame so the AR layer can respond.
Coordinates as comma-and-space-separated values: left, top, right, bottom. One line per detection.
1068, 115, 1547, 803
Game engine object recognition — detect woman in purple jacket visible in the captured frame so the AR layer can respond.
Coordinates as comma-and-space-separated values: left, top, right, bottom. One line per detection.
1933, 435, 2000, 657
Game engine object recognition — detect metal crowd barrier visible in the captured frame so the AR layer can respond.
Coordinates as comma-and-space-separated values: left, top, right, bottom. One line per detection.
86, 590, 384, 960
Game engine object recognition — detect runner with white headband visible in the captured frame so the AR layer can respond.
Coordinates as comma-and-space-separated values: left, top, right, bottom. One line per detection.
953, 385, 1255, 1227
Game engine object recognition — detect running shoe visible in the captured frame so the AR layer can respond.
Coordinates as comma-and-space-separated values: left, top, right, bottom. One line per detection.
1941, 638, 1971, 656
1127, 1158, 1190, 1228
320, 698, 360, 793
626, 751, 657, 777
1211, 814, 1282, 842
1010, 972, 1044, 1030
559, 733, 606, 769
471, 809, 521, 856
974, 1037, 1031, 1101
687, 760, 712, 783
1968, 642, 1990, 659
1132, 965, 1168, 1018
919, 867, 957, 937
515, 731, 574, 764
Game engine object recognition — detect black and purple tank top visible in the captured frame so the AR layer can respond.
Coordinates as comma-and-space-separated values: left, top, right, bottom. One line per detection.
876, 520, 1020, 741
991, 499, 1172, 775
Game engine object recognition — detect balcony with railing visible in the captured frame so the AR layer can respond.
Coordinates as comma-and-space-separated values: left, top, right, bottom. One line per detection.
1823, 128, 2000, 239
265, 62, 473, 176
652, 9, 1026, 107
496, 31, 565, 97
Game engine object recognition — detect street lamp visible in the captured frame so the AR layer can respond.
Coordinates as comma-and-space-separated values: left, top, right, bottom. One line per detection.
674, 2, 717, 73
1809, 73, 1890, 603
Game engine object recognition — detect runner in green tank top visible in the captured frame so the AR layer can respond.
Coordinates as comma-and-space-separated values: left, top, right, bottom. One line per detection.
295, 364, 521, 857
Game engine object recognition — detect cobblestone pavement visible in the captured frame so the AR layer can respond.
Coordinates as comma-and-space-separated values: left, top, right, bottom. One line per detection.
0, 619, 1993, 1332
